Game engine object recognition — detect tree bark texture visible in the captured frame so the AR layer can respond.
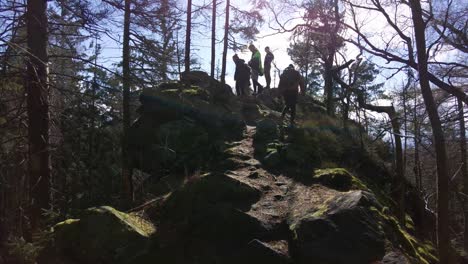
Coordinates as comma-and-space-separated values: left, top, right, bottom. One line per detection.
26, 0, 51, 234
458, 97, 468, 253
409, 0, 450, 261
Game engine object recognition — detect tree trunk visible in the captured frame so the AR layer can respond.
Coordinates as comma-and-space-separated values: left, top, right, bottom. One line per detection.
324, 54, 334, 115
323, 0, 340, 116
413, 86, 422, 190
184, 0, 192, 73
160, 0, 170, 81
409, 0, 450, 261
210, 0, 216, 78
342, 95, 350, 128
26, 0, 51, 235
122, 0, 133, 202
402, 80, 408, 177
458, 97, 468, 252
176, 30, 182, 78
357, 94, 405, 224
220, 0, 230, 84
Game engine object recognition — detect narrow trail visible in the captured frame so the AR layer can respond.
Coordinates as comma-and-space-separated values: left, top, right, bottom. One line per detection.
221, 125, 340, 254
226, 126, 291, 226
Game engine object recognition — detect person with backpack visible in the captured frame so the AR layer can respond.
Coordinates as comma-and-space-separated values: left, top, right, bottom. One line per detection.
248, 44, 263, 94
264, 46, 274, 89
278, 64, 305, 127
233, 54, 250, 96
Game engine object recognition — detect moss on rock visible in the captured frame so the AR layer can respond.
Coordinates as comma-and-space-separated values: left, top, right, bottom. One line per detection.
289, 190, 386, 264
370, 205, 438, 264
313, 168, 370, 192
39, 206, 155, 264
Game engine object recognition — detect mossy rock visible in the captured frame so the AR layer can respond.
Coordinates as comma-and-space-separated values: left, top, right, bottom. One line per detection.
284, 144, 310, 165
370, 206, 438, 264
290, 190, 386, 264
160, 173, 261, 222
40, 206, 155, 264
254, 118, 279, 143
157, 173, 267, 251
158, 81, 181, 90
242, 102, 263, 123
181, 87, 209, 99
254, 118, 280, 156
264, 149, 281, 168
158, 120, 209, 153
313, 168, 368, 191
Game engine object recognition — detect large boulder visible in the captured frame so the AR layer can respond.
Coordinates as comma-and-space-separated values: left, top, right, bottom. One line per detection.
129, 82, 246, 174
150, 173, 271, 263
241, 239, 291, 264
313, 168, 368, 192
180, 70, 234, 102
157, 120, 210, 167
157, 173, 264, 240
254, 118, 279, 143
38, 206, 155, 264
289, 190, 386, 264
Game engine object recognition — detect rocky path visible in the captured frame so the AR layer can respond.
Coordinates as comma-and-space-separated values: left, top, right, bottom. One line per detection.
151, 124, 435, 263
220, 125, 343, 261
225, 126, 291, 229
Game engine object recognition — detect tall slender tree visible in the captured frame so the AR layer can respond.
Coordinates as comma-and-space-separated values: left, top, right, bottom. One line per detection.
26, 0, 50, 235
122, 0, 133, 201
220, 0, 230, 84
409, 0, 450, 261
459, 96, 468, 252
184, 0, 192, 73
211, 0, 217, 78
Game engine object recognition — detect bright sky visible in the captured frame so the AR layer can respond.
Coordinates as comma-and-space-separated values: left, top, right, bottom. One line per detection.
189, 0, 297, 88
95, 0, 296, 89
94, 0, 464, 102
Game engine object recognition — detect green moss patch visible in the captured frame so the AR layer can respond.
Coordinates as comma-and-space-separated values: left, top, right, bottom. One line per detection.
313, 168, 369, 192
370, 206, 438, 264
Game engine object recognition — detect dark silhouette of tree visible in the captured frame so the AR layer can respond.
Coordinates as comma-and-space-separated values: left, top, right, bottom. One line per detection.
185, 0, 192, 73
211, 0, 217, 78
220, 0, 230, 84
409, 0, 450, 261
458, 96, 468, 253
122, 0, 133, 202
26, 0, 50, 236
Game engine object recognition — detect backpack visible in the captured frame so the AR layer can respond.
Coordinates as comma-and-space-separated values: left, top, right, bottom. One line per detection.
238, 61, 251, 80
279, 67, 299, 91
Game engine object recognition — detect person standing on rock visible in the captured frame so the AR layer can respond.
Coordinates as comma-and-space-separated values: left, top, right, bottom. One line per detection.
278, 64, 305, 127
264, 47, 274, 90
233, 54, 251, 96
248, 44, 264, 94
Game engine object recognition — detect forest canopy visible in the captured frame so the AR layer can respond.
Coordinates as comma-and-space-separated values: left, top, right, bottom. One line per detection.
0, 0, 467, 263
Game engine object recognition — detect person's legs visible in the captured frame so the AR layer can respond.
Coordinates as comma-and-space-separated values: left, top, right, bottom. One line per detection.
290, 103, 296, 125
240, 80, 248, 96
251, 70, 259, 94
265, 68, 271, 89
257, 81, 263, 94
282, 90, 297, 125
281, 93, 289, 120
289, 92, 298, 126
235, 82, 241, 96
